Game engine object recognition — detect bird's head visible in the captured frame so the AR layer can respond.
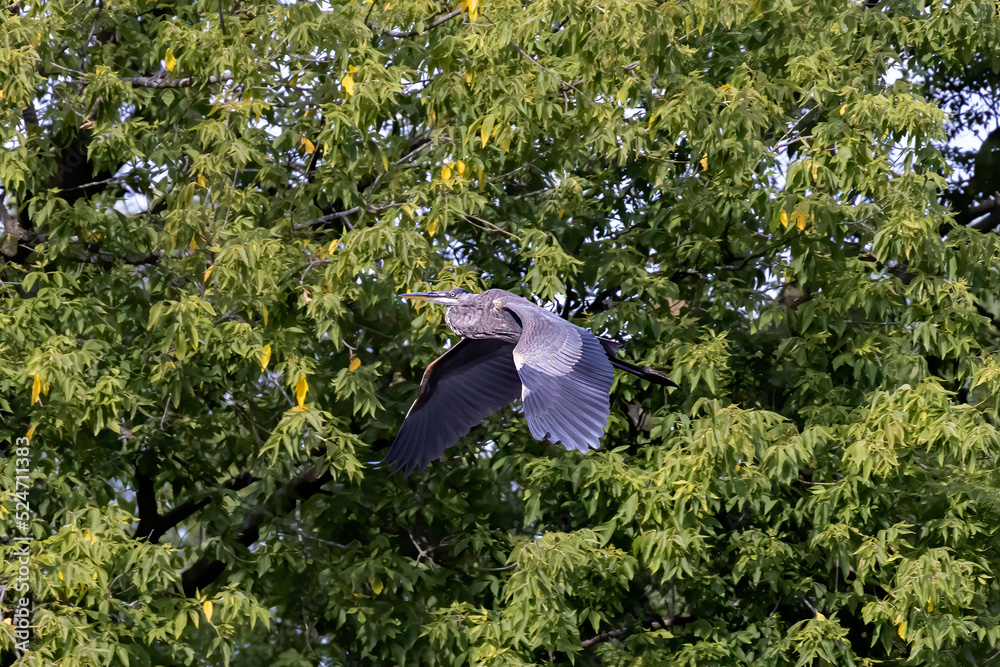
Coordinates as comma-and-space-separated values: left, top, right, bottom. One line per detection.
399, 287, 474, 306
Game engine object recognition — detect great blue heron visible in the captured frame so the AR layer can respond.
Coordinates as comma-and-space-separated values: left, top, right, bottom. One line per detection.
387, 288, 676, 474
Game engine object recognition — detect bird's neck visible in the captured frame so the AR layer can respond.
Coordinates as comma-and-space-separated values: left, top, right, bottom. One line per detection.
445, 304, 521, 342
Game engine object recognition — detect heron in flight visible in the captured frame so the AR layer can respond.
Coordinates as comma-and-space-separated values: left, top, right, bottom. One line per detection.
387, 288, 676, 474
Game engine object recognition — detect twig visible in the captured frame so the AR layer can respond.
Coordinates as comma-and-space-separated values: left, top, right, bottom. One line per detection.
84, 0, 102, 54
717, 236, 789, 272
294, 207, 362, 230
217, 0, 227, 37
382, 8, 464, 38
465, 214, 516, 237
477, 563, 517, 572
300, 258, 331, 284
56, 175, 121, 192
511, 188, 548, 201
407, 529, 435, 563
512, 43, 595, 106
488, 160, 537, 183
79, 71, 235, 88
581, 616, 680, 648
393, 131, 432, 165
773, 134, 814, 152
277, 530, 348, 549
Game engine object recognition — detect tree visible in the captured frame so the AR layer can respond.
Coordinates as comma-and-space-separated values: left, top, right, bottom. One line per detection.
2, 0, 1000, 664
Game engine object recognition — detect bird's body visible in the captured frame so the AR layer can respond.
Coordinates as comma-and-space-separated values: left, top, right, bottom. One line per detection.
387, 288, 675, 475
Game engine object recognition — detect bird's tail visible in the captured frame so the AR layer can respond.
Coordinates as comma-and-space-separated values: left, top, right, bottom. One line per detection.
598, 338, 678, 388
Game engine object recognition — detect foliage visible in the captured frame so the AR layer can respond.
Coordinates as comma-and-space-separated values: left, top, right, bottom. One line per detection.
2, 0, 1000, 664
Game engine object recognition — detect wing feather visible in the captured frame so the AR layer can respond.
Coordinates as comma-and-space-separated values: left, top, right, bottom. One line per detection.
386, 338, 522, 475
500, 301, 614, 453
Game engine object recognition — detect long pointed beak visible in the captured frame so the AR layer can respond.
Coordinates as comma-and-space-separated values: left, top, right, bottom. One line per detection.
400, 292, 433, 301
399, 291, 459, 305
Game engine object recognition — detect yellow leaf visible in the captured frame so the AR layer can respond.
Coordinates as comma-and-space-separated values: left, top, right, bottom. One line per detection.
840, 104, 847, 116
456, 160, 466, 177
810, 161, 819, 182
477, 163, 484, 186
0, 90, 4, 101
780, 209, 790, 228
341, 74, 354, 96
348, 65, 358, 74
58, 571, 63, 580
295, 376, 308, 408
501, 136, 510, 153
481, 115, 494, 147
382, 154, 389, 172
31, 374, 41, 404
164, 47, 176, 72
203, 600, 214, 624
720, 83, 729, 89
898, 621, 907, 639
370, 577, 383, 595
927, 598, 934, 612
794, 210, 807, 231
464, 71, 472, 85
468, 0, 479, 21
196, 174, 207, 188
441, 164, 452, 180
699, 155, 708, 172
301, 136, 315, 154
327, 238, 339, 254
189, 235, 198, 251
428, 218, 439, 237
27, 425, 36, 442
262, 306, 269, 326
203, 265, 213, 282
260, 345, 272, 371
349, 356, 361, 372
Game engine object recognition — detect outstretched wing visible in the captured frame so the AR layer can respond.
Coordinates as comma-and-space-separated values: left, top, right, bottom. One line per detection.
500, 301, 614, 452
386, 338, 522, 475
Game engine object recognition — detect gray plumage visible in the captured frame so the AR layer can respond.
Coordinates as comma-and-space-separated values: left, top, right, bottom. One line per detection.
387, 288, 676, 475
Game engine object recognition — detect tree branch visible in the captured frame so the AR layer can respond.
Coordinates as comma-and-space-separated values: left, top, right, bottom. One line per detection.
134, 466, 257, 543
512, 43, 595, 106
0, 203, 38, 258
294, 206, 363, 230
581, 616, 690, 648
180, 464, 332, 596
381, 8, 464, 38
962, 195, 1000, 231
74, 70, 235, 88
